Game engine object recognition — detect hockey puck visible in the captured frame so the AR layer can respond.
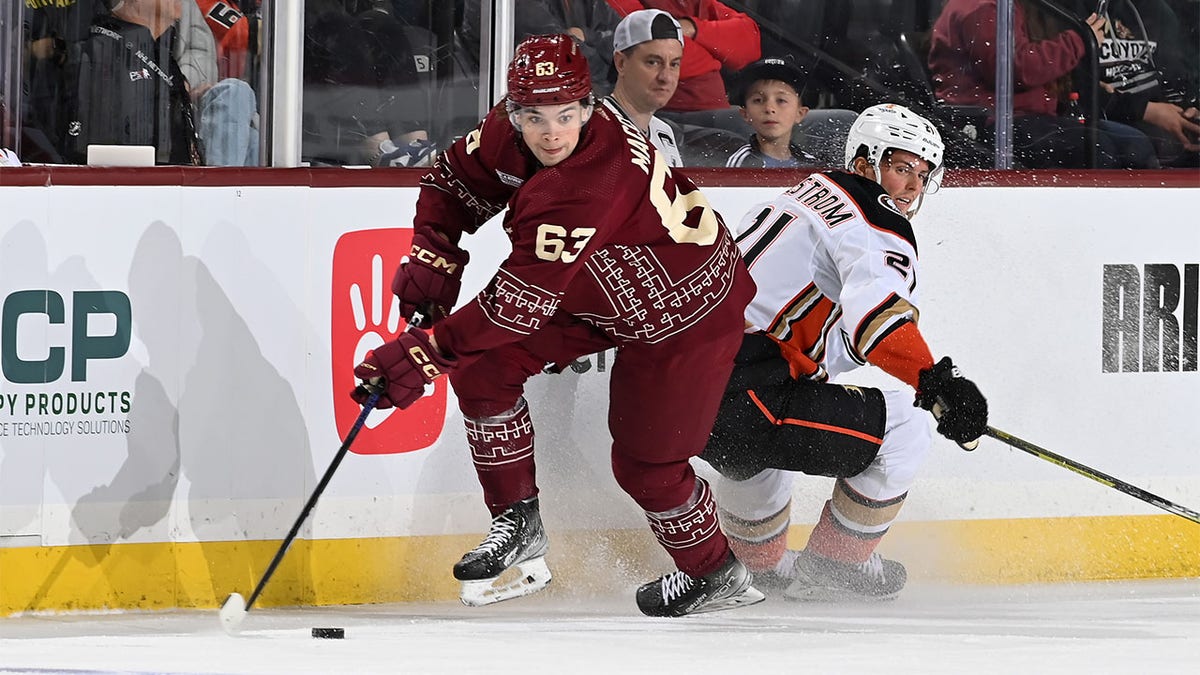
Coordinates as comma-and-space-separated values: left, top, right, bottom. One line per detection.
311, 627, 345, 639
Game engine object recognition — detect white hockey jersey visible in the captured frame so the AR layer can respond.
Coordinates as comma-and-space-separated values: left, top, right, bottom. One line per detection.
735, 170, 922, 382
647, 114, 683, 167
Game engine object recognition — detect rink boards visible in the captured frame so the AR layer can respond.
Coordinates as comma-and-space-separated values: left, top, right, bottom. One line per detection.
0, 169, 1196, 613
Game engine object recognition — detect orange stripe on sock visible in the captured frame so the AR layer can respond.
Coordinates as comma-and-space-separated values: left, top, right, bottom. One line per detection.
747, 390, 884, 445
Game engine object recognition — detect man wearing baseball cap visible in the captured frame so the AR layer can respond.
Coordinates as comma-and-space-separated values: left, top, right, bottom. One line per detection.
603, 9, 685, 166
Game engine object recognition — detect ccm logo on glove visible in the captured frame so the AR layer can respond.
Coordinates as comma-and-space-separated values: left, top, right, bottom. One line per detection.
352, 330, 457, 410
407, 343, 446, 379
411, 243, 462, 275
392, 231, 470, 328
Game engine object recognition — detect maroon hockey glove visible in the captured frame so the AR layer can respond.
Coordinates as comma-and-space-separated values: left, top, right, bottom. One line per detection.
914, 356, 988, 445
392, 231, 469, 328
351, 329, 457, 410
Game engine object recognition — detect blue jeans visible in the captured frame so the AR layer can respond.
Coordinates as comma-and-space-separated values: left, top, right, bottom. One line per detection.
1097, 119, 1161, 169
198, 79, 259, 166
1005, 114, 1159, 169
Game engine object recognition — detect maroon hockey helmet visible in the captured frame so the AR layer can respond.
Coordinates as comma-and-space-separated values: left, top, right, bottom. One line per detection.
507, 34, 592, 108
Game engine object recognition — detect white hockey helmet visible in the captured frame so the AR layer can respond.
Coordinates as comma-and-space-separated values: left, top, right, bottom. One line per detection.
844, 104, 944, 193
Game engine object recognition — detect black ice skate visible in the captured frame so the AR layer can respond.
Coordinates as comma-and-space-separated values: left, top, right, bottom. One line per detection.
636, 554, 765, 617
784, 549, 907, 601
453, 497, 551, 607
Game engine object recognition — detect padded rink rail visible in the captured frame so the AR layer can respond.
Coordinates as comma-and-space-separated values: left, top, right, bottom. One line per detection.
0, 166, 1197, 613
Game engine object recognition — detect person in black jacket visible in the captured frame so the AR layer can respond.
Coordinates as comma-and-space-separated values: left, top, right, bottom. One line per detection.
1070, 0, 1199, 165
302, 0, 434, 165
65, 0, 202, 165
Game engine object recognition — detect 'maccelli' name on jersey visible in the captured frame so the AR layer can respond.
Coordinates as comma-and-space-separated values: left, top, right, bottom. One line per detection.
784, 175, 856, 228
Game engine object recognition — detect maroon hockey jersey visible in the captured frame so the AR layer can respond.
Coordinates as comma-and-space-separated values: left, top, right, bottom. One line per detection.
422, 102, 754, 364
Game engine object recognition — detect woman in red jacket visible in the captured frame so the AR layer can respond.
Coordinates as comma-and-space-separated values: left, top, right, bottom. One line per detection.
928, 0, 1158, 168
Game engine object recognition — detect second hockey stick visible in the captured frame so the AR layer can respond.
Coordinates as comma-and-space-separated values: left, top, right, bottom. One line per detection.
985, 426, 1200, 525
219, 390, 381, 634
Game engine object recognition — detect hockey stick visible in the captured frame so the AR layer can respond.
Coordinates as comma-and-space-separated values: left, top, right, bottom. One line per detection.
219, 390, 381, 634
985, 426, 1200, 525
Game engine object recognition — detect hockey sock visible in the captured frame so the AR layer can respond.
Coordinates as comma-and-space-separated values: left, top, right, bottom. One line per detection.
720, 499, 791, 573
464, 398, 538, 516
645, 477, 729, 578
805, 479, 906, 564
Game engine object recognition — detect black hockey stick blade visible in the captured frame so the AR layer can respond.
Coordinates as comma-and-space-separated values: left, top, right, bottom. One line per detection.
220, 391, 381, 634
985, 426, 1200, 524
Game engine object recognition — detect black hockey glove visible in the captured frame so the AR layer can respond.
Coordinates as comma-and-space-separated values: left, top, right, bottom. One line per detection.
914, 356, 988, 446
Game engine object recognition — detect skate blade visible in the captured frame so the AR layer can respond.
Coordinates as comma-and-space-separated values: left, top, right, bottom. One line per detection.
460, 556, 552, 607
783, 582, 899, 602
687, 584, 766, 615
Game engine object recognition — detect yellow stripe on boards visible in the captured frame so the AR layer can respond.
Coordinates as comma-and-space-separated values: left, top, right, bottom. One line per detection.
2, 515, 1196, 615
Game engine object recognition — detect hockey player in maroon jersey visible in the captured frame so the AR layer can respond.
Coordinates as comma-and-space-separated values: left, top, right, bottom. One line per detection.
351, 34, 763, 617
702, 104, 989, 601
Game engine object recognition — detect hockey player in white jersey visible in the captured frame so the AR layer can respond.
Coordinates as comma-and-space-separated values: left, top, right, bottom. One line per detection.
702, 104, 989, 600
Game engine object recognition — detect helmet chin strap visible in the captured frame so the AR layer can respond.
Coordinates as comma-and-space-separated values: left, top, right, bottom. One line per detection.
905, 193, 925, 220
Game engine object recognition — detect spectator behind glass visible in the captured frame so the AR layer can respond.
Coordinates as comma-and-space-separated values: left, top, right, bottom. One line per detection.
605, 8, 685, 166
726, 57, 822, 168
21, 0, 94, 163
64, 0, 204, 165
177, 0, 258, 166
606, 0, 759, 114
606, 0, 762, 162
302, 0, 434, 167
459, 0, 624, 96
193, 0, 256, 82
928, 0, 1159, 168
1065, 0, 1199, 166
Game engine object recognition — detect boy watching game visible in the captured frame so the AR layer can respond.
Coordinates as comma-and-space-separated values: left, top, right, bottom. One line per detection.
726, 57, 821, 168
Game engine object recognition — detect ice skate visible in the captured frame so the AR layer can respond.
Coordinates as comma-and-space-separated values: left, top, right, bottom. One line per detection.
746, 549, 802, 593
453, 497, 551, 607
636, 554, 765, 617
784, 549, 906, 601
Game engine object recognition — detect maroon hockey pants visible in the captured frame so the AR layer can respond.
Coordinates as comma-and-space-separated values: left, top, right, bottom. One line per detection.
449, 312, 741, 577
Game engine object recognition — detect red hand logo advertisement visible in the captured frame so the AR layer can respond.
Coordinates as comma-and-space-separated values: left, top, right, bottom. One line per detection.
331, 228, 446, 454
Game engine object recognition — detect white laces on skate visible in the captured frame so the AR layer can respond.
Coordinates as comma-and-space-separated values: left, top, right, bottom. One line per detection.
775, 549, 801, 578
659, 571, 696, 603
858, 553, 886, 581
472, 514, 519, 555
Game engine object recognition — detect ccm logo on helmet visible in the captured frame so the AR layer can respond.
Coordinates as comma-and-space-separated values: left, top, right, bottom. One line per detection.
411, 243, 461, 274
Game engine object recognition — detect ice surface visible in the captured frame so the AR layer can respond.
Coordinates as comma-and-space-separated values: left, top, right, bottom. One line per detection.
1, 579, 1197, 674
